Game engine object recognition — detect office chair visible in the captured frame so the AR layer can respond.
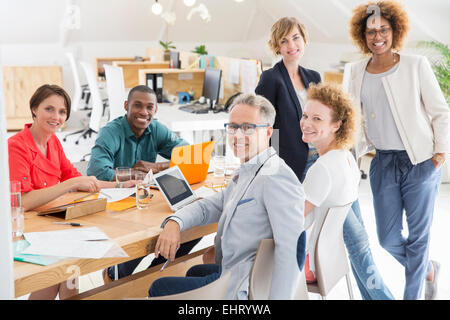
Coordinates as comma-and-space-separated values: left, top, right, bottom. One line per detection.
65, 52, 91, 111
65, 62, 108, 146
147, 271, 231, 300
249, 238, 309, 300
307, 203, 354, 300
104, 64, 126, 122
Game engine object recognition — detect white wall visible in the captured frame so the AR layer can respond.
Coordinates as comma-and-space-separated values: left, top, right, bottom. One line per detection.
0, 47, 15, 299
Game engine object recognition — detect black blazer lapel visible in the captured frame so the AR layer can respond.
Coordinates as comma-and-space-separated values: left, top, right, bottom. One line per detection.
278, 61, 302, 121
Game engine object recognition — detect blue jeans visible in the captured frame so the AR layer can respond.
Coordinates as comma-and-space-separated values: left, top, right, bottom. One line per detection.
370, 150, 441, 300
302, 151, 394, 300
107, 238, 201, 280
148, 264, 221, 297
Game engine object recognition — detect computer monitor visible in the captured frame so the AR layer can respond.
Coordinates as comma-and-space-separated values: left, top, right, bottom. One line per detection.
202, 68, 222, 109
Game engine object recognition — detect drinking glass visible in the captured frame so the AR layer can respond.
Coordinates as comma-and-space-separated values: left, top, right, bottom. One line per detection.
10, 180, 21, 208
211, 155, 226, 189
224, 158, 240, 186
135, 171, 151, 210
115, 167, 131, 188
11, 207, 25, 238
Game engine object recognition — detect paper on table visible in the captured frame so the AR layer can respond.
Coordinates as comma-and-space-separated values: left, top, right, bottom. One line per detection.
194, 186, 218, 198
24, 227, 110, 243
98, 187, 135, 203
22, 239, 117, 259
13, 240, 66, 266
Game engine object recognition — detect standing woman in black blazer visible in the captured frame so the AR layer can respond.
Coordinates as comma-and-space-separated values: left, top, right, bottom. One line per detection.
255, 17, 394, 300
255, 18, 320, 179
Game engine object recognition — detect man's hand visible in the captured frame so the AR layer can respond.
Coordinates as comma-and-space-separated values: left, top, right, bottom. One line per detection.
133, 160, 169, 174
155, 220, 181, 261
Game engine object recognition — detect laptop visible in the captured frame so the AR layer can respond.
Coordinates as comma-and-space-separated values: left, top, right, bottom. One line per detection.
153, 166, 199, 211
169, 141, 214, 184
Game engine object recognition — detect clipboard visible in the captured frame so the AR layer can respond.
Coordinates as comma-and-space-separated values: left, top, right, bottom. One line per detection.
37, 198, 107, 220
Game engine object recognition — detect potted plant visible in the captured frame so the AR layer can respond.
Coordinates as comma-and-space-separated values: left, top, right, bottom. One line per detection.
417, 41, 450, 182
159, 40, 176, 61
192, 44, 208, 55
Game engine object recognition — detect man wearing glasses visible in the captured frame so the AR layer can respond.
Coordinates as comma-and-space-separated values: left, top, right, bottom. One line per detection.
148, 93, 306, 299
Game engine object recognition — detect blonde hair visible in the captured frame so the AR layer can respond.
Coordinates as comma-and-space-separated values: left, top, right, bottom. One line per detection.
268, 17, 308, 56
349, 0, 410, 54
306, 83, 359, 150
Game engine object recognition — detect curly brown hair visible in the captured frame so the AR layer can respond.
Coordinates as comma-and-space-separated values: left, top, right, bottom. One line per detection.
306, 83, 359, 150
268, 17, 308, 56
349, 0, 410, 54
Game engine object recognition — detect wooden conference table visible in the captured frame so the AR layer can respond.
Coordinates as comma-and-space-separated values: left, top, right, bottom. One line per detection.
13, 181, 217, 299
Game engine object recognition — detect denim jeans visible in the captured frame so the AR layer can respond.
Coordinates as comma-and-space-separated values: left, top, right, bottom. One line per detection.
107, 238, 201, 280
148, 264, 221, 297
370, 150, 441, 300
302, 150, 394, 300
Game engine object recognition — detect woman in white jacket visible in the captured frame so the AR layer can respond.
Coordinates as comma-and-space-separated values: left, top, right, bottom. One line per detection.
346, 0, 449, 300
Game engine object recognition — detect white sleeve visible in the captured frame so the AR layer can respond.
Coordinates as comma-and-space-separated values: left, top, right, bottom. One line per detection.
303, 162, 332, 207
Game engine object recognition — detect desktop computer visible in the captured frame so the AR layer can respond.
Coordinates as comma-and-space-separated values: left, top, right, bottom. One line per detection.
179, 68, 223, 114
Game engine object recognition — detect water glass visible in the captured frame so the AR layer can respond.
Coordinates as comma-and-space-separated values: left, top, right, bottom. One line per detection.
11, 207, 25, 238
10, 180, 21, 208
212, 155, 226, 188
224, 158, 240, 186
135, 172, 152, 210
115, 167, 131, 188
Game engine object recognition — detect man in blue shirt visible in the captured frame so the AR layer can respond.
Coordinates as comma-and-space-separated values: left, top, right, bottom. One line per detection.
87, 85, 187, 180
87, 85, 200, 283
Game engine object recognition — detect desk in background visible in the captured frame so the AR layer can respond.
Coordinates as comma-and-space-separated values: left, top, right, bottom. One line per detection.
112, 61, 170, 88
14, 181, 217, 299
95, 56, 150, 77
138, 68, 205, 101
155, 103, 231, 156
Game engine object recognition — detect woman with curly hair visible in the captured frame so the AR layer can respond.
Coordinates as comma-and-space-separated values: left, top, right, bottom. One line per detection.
256, 16, 393, 300
346, 0, 449, 300
300, 83, 360, 284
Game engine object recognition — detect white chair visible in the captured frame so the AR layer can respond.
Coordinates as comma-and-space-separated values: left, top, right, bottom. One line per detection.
104, 64, 126, 122
65, 52, 90, 111
65, 61, 108, 146
249, 238, 309, 300
147, 271, 231, 300
307, 203, 354, 300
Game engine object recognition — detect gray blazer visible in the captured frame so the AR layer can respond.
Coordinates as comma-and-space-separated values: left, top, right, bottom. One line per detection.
162, 147, 305, 299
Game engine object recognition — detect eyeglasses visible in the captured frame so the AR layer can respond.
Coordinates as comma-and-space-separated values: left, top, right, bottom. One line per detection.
224, 122, 269, 135
365, 27, 391, 39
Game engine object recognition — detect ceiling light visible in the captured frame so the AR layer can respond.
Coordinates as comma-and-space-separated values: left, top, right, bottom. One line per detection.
151, 0, 163, 15
184, 0, 196, 7
234, 0, 245, 2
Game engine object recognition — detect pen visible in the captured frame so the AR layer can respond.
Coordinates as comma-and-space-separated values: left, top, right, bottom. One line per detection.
160, 246, 179, 271
160, 259, 170, 272
54, 222, 83, 227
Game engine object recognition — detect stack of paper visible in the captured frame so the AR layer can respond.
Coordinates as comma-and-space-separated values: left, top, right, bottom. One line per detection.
22, 227, 128, 260
98, 188, 136, 203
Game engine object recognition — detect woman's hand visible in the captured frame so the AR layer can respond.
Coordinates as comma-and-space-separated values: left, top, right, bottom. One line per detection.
122, 180, 136, 188
71, 176, 101, 193
154, 220, 181, 261
432, 153, 446, 170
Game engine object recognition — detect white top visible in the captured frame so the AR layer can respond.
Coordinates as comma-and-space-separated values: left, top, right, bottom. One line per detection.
344, 53, 450, 164
303, 149, 360, 275
362, 63, 404, 150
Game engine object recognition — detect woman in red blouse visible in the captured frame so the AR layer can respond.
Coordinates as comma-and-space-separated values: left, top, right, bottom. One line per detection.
8, 84, 132, 299
8, 84, 127, 211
